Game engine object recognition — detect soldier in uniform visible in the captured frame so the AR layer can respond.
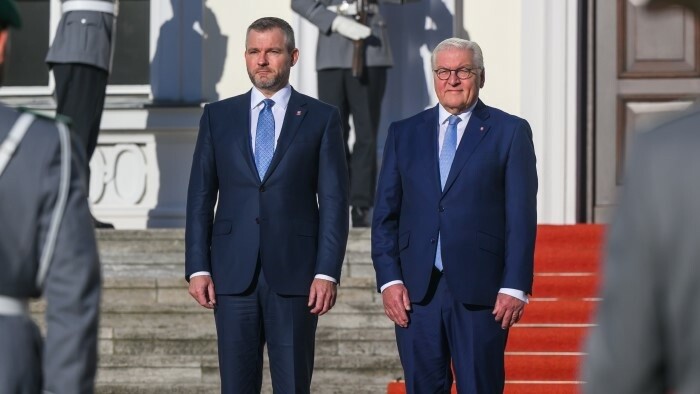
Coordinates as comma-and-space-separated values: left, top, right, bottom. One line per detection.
0, 1, 102, 392
292, 0, 394, 227
46, 0, 118, 228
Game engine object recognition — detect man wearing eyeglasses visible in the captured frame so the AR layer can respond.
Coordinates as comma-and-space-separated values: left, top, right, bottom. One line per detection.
372, 37, 537, 393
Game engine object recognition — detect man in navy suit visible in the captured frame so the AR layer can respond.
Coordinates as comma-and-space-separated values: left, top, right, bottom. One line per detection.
372, 38, 537, 393
185, 17, 349, 393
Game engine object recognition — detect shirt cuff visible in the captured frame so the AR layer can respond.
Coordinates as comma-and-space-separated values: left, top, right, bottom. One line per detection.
380, 280, 404, 293
190, 271, 211, 280
314, 274, 337, 283
499, 288, 529, 303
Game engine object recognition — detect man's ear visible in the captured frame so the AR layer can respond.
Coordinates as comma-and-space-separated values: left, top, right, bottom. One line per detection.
0, 29, 9, 65
290, 48, 299, 67
479, 68, 486, 89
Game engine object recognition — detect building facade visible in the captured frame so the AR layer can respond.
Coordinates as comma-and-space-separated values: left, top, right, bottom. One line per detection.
2, 0, 697, 228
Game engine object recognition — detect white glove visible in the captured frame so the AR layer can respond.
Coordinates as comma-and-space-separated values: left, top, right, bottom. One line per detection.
331, 16, 371, 41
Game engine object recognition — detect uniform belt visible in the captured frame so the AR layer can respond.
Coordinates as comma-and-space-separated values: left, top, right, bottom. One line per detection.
327, 3, 379, 16
62, 0, 119, 16
0, 295, 28, 316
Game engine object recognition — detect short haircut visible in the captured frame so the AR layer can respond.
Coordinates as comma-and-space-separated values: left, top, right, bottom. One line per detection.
247, 17, 296, 53
431, 38, 484, 70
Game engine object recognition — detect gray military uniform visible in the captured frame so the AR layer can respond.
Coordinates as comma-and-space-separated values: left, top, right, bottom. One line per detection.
0, 104, 101, 394
292, 0, 393, 70
46, 0, 116, 71
583, 108, 700, 394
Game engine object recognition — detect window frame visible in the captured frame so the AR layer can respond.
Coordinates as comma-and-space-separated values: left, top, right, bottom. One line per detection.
0, 0, 152, 97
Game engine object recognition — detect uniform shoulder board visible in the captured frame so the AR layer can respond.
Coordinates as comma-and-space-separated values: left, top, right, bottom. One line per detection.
17, 107, 72, 126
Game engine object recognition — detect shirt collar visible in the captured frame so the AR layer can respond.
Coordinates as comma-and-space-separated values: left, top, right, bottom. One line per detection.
250, 84, 292, 111
438, 100, 478, 125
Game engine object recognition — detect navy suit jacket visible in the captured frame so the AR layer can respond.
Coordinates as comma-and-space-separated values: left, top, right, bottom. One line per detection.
372, 100, 537, 306
185, 88, 349, 296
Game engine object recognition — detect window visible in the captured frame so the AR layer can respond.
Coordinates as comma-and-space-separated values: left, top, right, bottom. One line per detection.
4, 0, 50, 87
1, 0, 150, 89
110, 0, 150, 85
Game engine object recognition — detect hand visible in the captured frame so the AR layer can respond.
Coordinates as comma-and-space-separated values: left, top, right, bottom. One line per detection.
381, 284, 411, 328
492, 293, 526, 329
308, 278, 337, 315
189, 275, 216, 309
331, 16, 371, 41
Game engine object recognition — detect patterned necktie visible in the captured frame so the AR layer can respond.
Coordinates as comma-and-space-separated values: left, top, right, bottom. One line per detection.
255, 99, 275, 180
435, 115, 460, 271
439, 115, 460, 189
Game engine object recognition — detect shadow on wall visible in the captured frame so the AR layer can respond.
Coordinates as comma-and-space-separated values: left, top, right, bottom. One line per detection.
150, 0, 228, 103
146, 0, 226, 227
378, 0, 467, 154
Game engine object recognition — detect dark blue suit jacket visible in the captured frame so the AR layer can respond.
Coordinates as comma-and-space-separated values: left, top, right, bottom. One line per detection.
372, 100, 537, 306
185, 88, 349, 296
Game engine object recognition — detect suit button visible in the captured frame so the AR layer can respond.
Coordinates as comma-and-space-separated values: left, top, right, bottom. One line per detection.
255, 218, 260, 224
439, 206, 445, 212
259, 186, 266, 192
430, 238, 436, 244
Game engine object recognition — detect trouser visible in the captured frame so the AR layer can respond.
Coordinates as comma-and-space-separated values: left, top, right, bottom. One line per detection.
396, 269, 509, 394
214, 265, 318, 393
0, 315, 43, 394
52, 63, 109, 185
317, 67, 387, 208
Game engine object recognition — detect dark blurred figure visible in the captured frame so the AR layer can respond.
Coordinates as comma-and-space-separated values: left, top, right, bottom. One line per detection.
292, 0, 396, 227
583, 1, 700, 393
46, 0, 117, 229
0, 1, 102, 392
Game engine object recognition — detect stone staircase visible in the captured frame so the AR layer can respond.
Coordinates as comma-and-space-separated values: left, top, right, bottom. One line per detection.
31, 229, 403, 393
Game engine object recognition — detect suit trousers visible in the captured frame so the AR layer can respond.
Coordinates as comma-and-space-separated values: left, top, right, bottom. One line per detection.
395, 270, 508, 394
317, 67, 387, 208
52, 63, 109, 184
0, 316, 43, 394
214, 265, 318, 393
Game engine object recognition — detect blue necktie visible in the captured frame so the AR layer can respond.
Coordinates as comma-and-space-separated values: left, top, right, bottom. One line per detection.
435, 115, 460, 271
255, 99, 275, 180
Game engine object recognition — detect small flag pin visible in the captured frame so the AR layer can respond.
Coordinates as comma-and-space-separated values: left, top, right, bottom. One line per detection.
296, 111, 302, 116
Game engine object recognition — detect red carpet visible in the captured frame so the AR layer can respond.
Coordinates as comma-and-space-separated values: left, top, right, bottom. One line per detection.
387, 224, 605, 393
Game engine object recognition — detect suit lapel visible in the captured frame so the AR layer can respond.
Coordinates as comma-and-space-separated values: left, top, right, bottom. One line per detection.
262, 88, 307, 182
442, 100, 491, 196
232, 91, 259, 181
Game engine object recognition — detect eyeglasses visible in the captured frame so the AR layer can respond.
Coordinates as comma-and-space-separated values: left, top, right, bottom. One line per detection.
433, 68, 480, 80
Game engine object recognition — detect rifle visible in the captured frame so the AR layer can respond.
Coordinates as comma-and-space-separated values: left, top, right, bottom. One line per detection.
351, 0, 368, 78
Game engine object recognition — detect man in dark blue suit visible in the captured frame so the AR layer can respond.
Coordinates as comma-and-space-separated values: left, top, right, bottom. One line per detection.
185, 17, 349, 393
372, 38, 538, 393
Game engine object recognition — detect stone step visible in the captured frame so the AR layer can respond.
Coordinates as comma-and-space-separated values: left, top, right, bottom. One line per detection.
32, 276, 378, 310
97, 252, 374, 274
95, 354, 402, 386
96, 229, 370, 250
96, 383, 390, 394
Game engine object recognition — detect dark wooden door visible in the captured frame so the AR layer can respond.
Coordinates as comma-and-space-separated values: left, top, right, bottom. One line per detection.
592, 0, 700, 221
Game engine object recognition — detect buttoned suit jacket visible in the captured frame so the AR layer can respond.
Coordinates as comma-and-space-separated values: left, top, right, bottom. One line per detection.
583, 109, 700, 394
292, 0, 393, 70
46, 0, 116, 72
372, 100, 538, 306
185, 88, 349, 296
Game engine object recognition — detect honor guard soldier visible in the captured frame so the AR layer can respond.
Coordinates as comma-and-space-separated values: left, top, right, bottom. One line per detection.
293, 0, 396, 227
0, 1, 102, 392
47, 0, 118, 228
